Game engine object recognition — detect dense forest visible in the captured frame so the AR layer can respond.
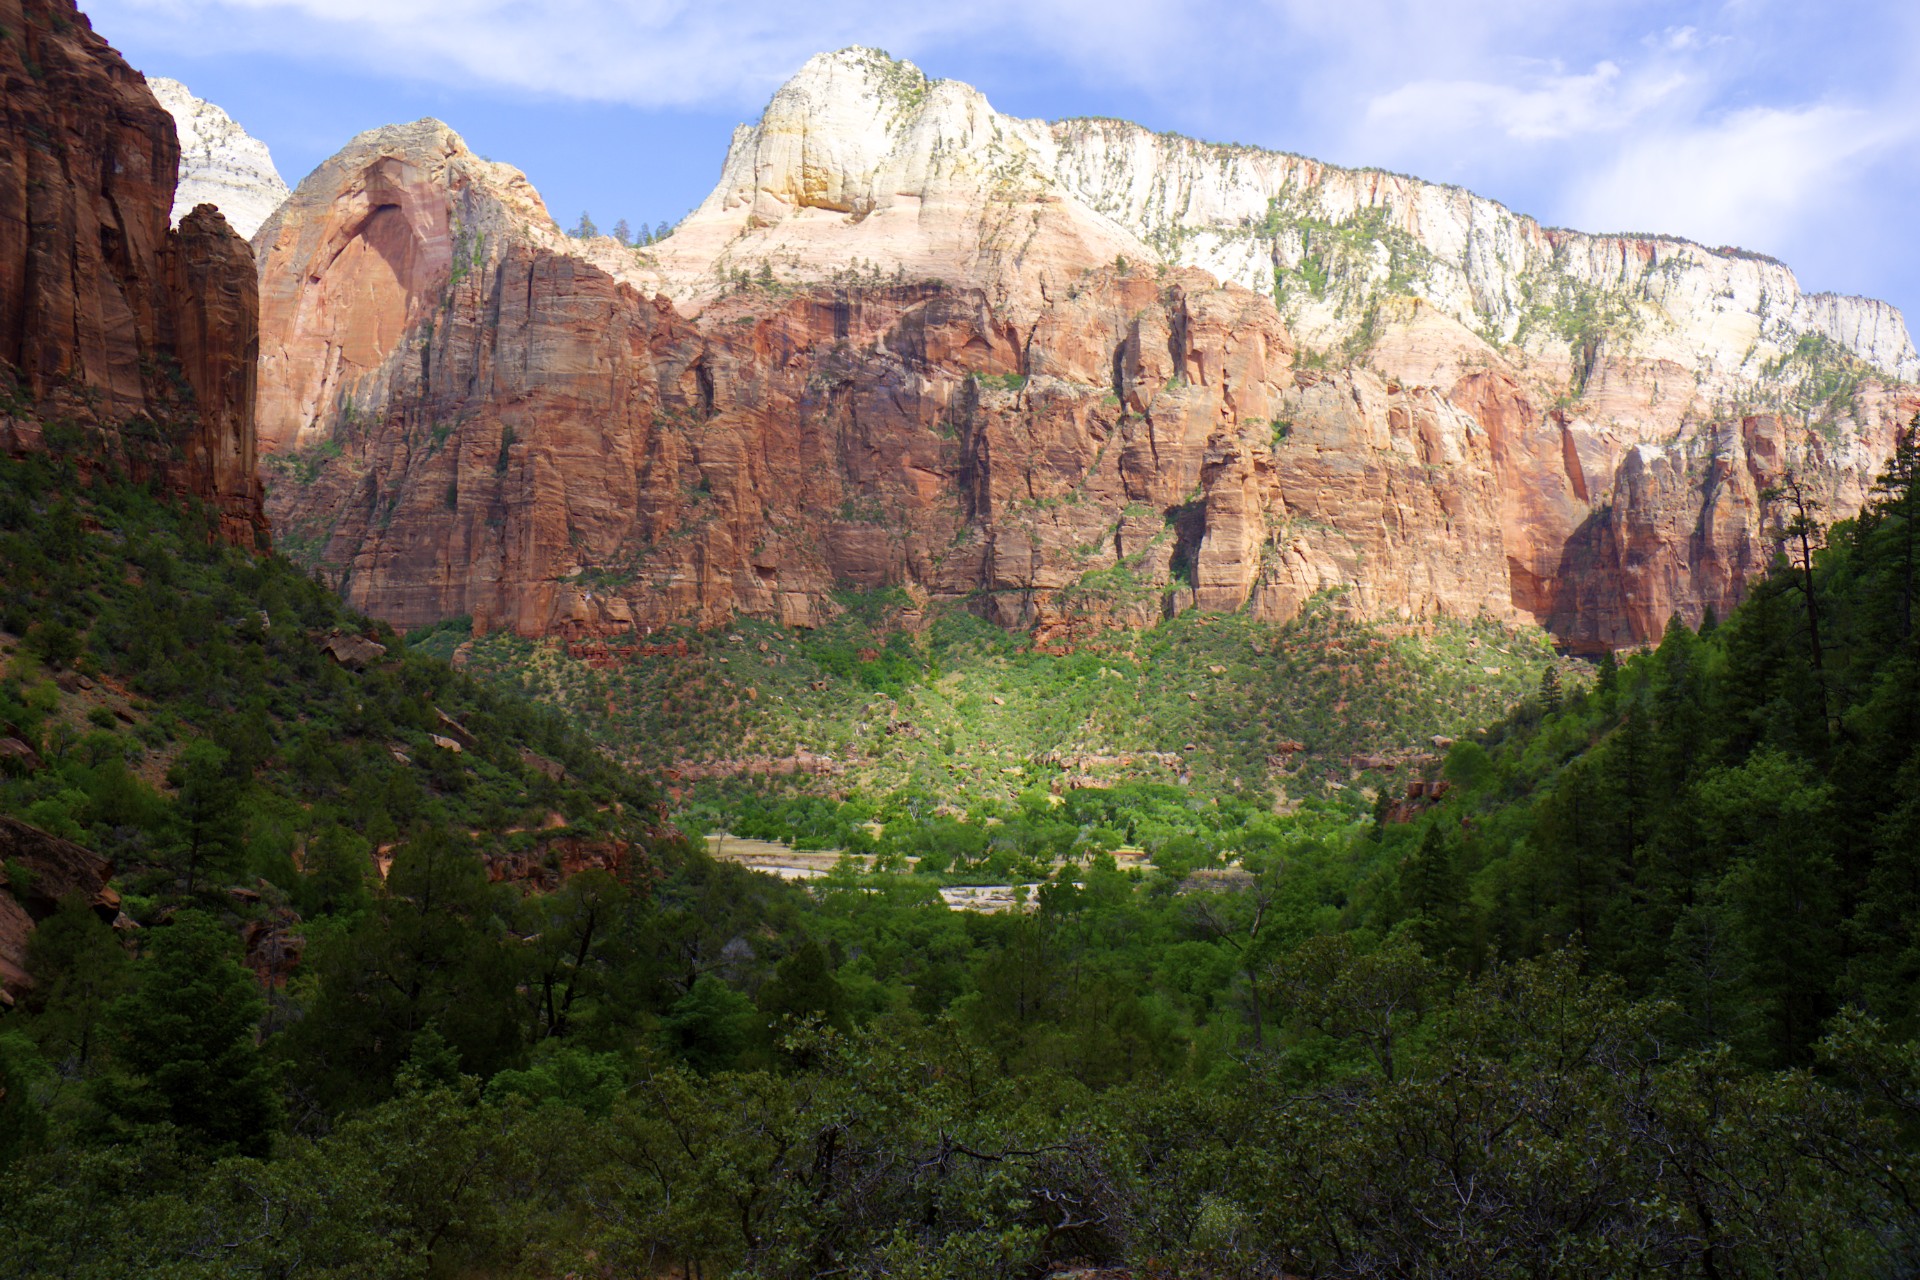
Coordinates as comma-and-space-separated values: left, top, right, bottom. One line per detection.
2, 426, 1920, 1278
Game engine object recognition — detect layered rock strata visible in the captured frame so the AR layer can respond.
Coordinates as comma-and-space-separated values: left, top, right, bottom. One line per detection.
254, 50, 1917, 648
149, 76, 290, 239
0, 0, 267, 546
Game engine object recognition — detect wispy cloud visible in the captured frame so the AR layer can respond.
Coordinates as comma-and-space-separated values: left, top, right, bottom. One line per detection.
1564, 102, 1915, 251
86, 0, 1185, 108
1365, 61, 1692, 145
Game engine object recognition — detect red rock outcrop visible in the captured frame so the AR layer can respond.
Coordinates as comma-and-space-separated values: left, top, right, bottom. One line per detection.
0, 815, 119, 999
0, 0, 266, 546
253, 97, 1913, 651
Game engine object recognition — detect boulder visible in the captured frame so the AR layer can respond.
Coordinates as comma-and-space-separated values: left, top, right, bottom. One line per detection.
0, 816, 118, 921
0, 737, 42, 773
319, 631, 388, 668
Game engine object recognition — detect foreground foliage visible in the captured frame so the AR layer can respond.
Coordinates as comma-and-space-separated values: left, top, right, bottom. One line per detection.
2, 431, 1920, 1277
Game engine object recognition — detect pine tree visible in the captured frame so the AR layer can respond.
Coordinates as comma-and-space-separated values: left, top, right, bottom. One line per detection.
1596, 649, 1619, 696
611, 218, 632, 246
24, 893, 130, 1068
1539, 666, 1563, 715
1763, 472, 1832, 736
96, 912, 280, 1154
1404, 824, 1468, 967
569, 211, 598, 239
1867, 418, 1919, 645
163, 739, 246, 895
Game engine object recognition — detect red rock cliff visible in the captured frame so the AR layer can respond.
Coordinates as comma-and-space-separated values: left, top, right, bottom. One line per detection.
254, 101, 1912, 650
0, 0, 265, 546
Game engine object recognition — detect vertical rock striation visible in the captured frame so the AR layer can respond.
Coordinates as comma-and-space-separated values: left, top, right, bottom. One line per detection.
254, 48, 1917, 648
0, 0, 266, 546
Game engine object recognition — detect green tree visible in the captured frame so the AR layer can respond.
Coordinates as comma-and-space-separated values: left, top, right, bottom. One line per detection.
163, 739, 247, 895
519, 868, 630, 1042
1402, 823, 1470, 968
1697, 750, 1840, 1064
757, 937, 846, 1035
96, 911, 279, 1155
0, 1031, 48, 1169
287, 830, 520, 1110
23, 893, 130, 1070
662, 975, 757, 1074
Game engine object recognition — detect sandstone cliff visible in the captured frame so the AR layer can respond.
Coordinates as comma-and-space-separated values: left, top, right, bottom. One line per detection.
149, 76, 290, 239
0, 0, 267, 547
253, 49, 1916, 648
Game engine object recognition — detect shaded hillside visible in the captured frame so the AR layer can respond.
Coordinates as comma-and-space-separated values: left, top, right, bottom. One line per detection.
1368, 423, 1920, 1066
0, 450, 680, 978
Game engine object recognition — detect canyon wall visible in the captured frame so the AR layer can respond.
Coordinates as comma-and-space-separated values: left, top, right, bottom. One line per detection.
0, 0, 266, 547
254, 49, 1917, 648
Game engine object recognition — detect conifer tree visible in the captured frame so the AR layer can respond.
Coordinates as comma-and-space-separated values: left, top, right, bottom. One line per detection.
1763, 472, 1832, 736
96, 912, 279, 1154
163, 739, 246, 895
1404, 824, 1468, 967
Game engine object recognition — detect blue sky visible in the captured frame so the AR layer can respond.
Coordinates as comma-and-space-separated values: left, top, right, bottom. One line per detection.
82, 0, 1920, 321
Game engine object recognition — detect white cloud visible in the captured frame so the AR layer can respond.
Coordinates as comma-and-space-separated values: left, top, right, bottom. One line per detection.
1364, 60, 1695, 144
84, 0, 1184, 108
1561, 102, 1915, 252
79, 0, 1920, 312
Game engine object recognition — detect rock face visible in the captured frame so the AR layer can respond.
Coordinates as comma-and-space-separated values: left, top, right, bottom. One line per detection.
0, 0, 267, 547
0, 815, 119, 999
148, 76, 289, 239
254, 49, 1917, 649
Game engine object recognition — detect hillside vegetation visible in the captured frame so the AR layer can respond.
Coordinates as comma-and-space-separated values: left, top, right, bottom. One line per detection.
425, 597, 1570, 828
2, 423, 1919, 1274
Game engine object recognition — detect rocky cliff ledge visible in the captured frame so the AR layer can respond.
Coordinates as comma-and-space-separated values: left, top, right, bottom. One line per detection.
253, 49, 1916, 648
0, 0, 267, 547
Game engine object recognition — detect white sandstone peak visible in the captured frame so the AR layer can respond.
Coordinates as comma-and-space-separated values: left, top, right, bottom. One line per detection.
650, 51, 1918, 385
148, 76, 291, 240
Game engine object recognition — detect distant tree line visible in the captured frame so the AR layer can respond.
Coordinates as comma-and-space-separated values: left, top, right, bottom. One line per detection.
567, 211, 677, 246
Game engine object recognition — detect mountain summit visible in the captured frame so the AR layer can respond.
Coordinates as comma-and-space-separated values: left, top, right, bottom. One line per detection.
148, 76, 289, 239
659, 49, 1916, 385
